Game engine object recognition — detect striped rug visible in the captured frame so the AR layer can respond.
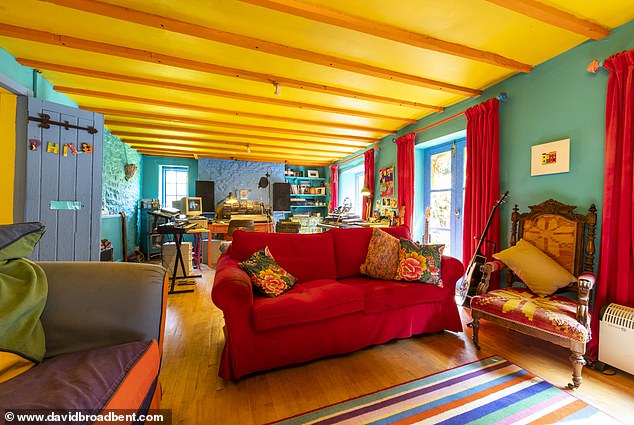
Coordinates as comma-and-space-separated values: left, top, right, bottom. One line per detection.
272, 356, 622, 425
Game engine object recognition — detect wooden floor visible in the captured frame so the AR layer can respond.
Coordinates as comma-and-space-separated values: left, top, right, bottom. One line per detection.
159, 265, 634, 424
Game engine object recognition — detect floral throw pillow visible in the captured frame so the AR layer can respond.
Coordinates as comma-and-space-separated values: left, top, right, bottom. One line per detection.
360, 228, 400, 280
238, 246, 297, 297
395, 239, 444, 286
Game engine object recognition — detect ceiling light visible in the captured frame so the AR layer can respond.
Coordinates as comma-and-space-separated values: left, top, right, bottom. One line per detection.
274, 82, 281, 96
246, 145, 251, 153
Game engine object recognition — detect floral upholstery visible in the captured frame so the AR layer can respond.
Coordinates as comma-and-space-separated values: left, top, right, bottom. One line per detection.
523, 214, 577, 274
471, 287, 590, 343
395, 239, 444, 287
238, 247, 297, 297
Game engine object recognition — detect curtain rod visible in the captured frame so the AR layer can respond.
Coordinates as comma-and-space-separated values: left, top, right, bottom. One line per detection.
393, 92, 508, 142
334, 145, 378, 166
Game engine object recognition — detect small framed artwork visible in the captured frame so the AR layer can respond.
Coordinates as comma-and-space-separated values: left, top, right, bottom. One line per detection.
390, 198, 398, 209
531, 138, 570, 176
307, 170, 319, 178
239, 189, 249, 200
379, 166, 394, 197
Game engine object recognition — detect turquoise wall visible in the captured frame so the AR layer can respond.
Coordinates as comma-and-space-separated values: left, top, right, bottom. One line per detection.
141, 155, 198, 201
0, 48, 77, 106
356, 20, 634, 256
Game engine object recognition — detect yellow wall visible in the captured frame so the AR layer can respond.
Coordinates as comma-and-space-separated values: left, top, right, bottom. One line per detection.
0, 88, 16, 224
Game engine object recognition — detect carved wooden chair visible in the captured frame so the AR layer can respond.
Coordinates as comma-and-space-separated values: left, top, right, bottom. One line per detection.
470, 199, 597, 389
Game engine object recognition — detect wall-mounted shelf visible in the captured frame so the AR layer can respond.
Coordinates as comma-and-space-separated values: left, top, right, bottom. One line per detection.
285, 176, 326, 182
285, 173, 328, 220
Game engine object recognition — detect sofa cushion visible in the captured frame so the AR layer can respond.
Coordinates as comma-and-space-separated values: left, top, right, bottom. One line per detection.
396, 240, 445, 287
0, 340, 160, 412
360, 229, 400, 280
331, 226, 412, 279
339, 276, 450, 314
252, 279, 364, 331
239, 247, 297, 297
230, 230, 336, 283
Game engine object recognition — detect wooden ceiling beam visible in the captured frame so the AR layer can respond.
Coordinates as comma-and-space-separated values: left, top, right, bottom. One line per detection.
486, 0, 610, 40
55, 85, 392, 133
38, 0, 480, 96
105, 120, 366, 150
0, 23, 444, 108
18, 58, 440, 117
95, 108, 380, 142
125, 141, 332, 165
113, 131, 355, 157
239, 0, 533, 73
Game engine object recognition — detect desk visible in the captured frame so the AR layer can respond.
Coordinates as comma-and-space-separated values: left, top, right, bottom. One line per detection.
207, 221, 274, 265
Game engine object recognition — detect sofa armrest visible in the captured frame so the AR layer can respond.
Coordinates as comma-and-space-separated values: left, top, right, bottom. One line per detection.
38, 262, 168, 358
211, 254, 254, 324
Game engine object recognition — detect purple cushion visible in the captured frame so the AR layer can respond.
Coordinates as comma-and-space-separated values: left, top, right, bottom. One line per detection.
0, 341, 158, 412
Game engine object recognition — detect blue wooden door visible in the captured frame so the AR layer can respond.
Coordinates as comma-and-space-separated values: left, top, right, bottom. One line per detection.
25, 97, 104, 261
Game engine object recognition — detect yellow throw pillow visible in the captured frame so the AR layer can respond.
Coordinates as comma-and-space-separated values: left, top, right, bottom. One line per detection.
493, 238, 576, 297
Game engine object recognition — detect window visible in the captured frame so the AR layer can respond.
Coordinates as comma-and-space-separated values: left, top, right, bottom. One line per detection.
160, 166, 189, 208
422, 138, 466, 258
339, 164, 364, 215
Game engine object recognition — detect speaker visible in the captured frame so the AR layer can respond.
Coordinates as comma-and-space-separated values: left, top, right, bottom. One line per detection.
195, 180, 215, 213
272, 183, 291, 211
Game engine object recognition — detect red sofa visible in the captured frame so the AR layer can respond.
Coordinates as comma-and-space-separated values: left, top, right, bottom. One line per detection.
211, 226, 464, 380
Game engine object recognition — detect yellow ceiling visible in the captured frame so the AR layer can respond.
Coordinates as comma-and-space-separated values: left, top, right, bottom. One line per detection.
0, 0, 631, 165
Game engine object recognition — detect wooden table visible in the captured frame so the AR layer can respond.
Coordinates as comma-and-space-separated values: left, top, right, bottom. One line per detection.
207, 221, 274, 265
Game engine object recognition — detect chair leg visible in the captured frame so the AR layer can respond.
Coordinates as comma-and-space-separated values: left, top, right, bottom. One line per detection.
471, 316, 481, 351
568, 351, 586, 389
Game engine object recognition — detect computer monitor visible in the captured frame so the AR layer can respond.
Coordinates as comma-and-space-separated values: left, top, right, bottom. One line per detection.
180, 197, 203, 217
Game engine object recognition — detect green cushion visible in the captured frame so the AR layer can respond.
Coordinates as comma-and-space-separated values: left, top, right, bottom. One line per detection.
0, 223, 46, 262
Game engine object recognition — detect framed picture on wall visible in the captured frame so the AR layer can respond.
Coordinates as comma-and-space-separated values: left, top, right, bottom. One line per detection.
379, 166, 394, 197
530, 138, 570, 176
239, 189, 249, 200
307, 170, 319, 178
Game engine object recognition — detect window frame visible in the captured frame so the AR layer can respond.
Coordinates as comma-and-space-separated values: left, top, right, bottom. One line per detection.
160, 165, 189, 209
422, 138, 466, 258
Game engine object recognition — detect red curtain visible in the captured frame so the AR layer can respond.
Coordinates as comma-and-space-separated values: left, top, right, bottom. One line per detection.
396, 133, 415, 232
463, 98, 500, 279
589, 49, 634, 358
329, 164, 339, 212
363, 149, 375, 220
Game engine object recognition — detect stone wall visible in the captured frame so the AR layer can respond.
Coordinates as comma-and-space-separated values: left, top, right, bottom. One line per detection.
101, 128, 142, 259
197, 158, 285, 207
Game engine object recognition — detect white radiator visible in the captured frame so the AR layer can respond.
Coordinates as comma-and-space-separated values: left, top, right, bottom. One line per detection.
599, 303, 634, 376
